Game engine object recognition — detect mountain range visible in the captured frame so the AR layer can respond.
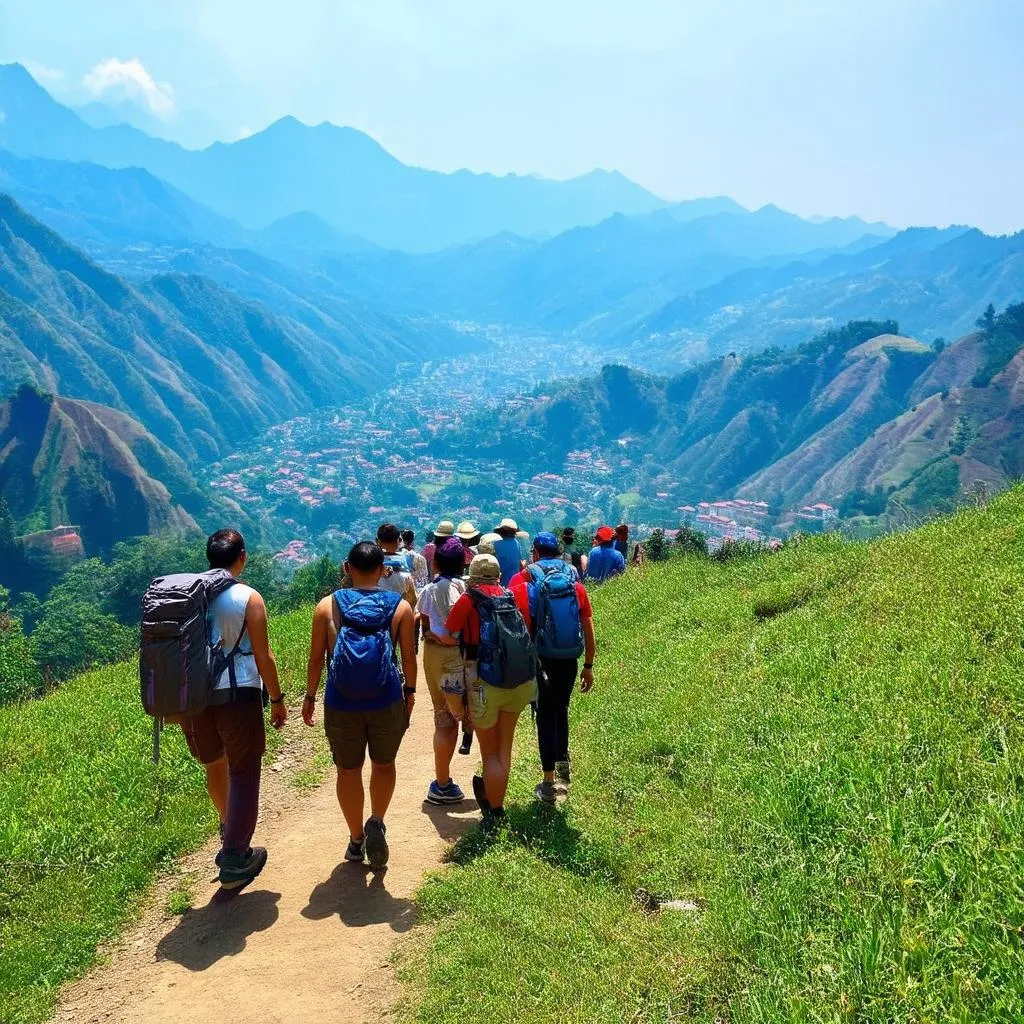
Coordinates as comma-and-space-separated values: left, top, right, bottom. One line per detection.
442, 310, 1024, 514
0, 62, 669, 251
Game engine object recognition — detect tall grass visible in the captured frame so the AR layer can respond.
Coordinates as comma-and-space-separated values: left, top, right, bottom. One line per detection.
0, 606, 315, 1024
404, 486, 1024, 1022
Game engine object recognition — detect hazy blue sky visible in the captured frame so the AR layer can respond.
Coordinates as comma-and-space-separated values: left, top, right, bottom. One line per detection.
2, 0, 1022, 232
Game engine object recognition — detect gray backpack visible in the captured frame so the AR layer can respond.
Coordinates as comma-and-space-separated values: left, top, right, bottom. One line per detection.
139, 570, 243, 722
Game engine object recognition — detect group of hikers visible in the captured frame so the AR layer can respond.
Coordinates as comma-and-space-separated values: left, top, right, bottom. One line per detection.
141, 518, 629, 893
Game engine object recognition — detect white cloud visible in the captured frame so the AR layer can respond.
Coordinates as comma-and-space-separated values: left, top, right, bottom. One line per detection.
82, 58, 175, 119
235, 126, 254, 140
22, 61, 66, 88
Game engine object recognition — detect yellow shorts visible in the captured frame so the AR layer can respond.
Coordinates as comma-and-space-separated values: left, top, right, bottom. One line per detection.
422, 640, 466, 728
468, 673, 537, 731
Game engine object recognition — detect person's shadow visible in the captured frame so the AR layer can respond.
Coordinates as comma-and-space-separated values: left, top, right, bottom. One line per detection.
302, 865, 417, 932
156, 890, 281, 971
420, 797, 481, 842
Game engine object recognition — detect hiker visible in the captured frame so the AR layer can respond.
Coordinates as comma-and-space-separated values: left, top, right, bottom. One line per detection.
303, 542, 417, 869
417, 536, 472, 802
492, 517, 526, 585
456, 520, 481, 568
179, 529, 287, 891
561, 526, 588, 579
516, 533, 596, 804
401, 529, 430, 593
376, 523, 418, 607
585, 525, 626, 583
423, 520, 455, 576
445, 554, 537, 830
614, 524, 630, 560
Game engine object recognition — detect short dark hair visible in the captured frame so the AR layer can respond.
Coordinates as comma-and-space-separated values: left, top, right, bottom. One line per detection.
401, 529, 415, 548
435, 549, 465, 579
347, 541, 385, 573
207, 529, 245, 569
376, 523, 401, 544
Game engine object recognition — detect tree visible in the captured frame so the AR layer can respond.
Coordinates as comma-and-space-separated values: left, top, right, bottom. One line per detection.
0, 609, 40, 703
977, 303, 996, 335
0, 497, 15, 553
287, 555, 340, 607
674, 525, 708, 557
646, 528, 668, 561
31, 594, 136, 682
932, 337, 946, 353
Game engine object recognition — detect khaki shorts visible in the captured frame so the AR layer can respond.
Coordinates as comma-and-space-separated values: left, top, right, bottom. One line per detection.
468, 675, 537, 731
324, 700, 408, 770
422, 641, 467, 729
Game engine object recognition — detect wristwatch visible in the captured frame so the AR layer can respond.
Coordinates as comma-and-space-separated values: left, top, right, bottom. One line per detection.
583, 663, 594, 670
403, 686, 417, 696
303, 693, 316, 703
270, 692, 286, 705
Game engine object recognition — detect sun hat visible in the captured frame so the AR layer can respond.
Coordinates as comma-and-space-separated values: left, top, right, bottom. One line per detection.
434, 520, 455, 539
456, 520, 480, 542
533, 531, 561, 555
467, 553, 501, 586
495, 517, 519, 536
595, 526, 615, 544
476, 532, 503, 556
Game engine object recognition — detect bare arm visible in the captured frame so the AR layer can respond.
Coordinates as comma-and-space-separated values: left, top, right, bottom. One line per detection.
302, 597, 332, 726
394, 601, 418, 690
580, 616, 596, 693
246, 592, 281, 700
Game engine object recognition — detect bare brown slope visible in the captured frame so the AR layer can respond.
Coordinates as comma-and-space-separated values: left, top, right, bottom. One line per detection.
0, 387, 239, 551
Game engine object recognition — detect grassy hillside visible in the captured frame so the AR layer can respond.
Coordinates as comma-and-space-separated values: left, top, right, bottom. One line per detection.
404, 488, 1024, 1022
0, 604, 315, 1024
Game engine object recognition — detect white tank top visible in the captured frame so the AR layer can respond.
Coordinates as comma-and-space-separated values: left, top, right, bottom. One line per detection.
209, 583, 261, 691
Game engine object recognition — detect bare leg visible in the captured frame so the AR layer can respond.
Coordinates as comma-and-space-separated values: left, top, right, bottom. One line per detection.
336, 766, 366, 840
433, 720, 458, 786
494, 711, 521, 808
368, 760, 397, 820
204, 756, 228, 822
476, 714, 521, 811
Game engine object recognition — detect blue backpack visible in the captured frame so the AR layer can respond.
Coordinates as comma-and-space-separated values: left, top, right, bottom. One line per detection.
467, 590, 537, 689
383, 552, 413, 574
326, 589, 402, 702
528, 562, 585, 660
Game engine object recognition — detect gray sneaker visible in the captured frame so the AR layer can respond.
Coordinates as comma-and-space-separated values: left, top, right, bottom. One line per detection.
534, 781, 558, 805
218, 846, 267, 891
364, 816, 389, 869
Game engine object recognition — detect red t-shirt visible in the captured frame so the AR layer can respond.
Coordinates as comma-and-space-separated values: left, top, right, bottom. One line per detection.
445, 584, 530, 645
506, 567, 593, 627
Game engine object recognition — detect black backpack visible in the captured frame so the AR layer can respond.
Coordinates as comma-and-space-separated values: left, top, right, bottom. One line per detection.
139, 570, 245, 722
466, 590, 537, 689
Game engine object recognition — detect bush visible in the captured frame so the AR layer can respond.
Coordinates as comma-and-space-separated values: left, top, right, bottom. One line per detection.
674, 525, 708, 557
646, 528, 668, 561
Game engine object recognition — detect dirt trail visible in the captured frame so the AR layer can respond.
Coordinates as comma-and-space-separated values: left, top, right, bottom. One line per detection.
53, 677, 479, 1024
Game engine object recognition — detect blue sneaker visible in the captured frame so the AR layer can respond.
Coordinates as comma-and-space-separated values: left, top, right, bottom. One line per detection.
426, 779, 465, 805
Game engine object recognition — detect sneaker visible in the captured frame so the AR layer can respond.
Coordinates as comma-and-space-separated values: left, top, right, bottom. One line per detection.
215, 822, 226, 867
364, 817, 389, 869
534, 781, 558, 805
472, 774, 490, 814
345, 837, 365, 863
459, 731, 473, 756
426, 779, 466, 805
218, 846, 268, 891
555, 760, 572, 785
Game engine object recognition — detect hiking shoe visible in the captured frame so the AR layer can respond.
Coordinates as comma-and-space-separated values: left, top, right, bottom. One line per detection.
555, 760, 572, 786
534, 781, 558, 805
426, 779, 465, 805
218, 847, 267, 891
364, 817, 389, 869
459, 731, 474, 755
472, 774, 490, 814
481, 807, 506, 835
345, 837, 365, 864
215, 822, 226, 867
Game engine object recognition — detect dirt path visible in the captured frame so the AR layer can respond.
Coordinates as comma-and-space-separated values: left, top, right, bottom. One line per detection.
53, 679, 479, 1024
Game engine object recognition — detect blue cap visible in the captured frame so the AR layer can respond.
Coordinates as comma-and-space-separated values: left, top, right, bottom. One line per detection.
533, 531, 560, 554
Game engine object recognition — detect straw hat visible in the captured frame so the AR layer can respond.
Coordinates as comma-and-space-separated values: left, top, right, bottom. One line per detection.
477, 532, 503, 556
456, 520, 480, 542
434, 520, 455, 540
495, 517, 519, 536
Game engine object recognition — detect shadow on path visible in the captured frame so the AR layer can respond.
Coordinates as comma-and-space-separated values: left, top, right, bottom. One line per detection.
302, 865, 418, 932
156, 890, 282, 971
420, 797, 481, 842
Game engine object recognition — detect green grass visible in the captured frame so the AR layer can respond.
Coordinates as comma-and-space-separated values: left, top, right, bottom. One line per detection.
0, 605, 315, 1024
164, 875, 198, 916
404, 487, 1024, 1023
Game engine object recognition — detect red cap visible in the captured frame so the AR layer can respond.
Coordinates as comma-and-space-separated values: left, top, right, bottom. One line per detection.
595, 526, 615, 543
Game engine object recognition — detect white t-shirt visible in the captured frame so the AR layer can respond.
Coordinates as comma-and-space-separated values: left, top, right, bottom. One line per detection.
209, 583, 261, 691
417, 577, 466, 638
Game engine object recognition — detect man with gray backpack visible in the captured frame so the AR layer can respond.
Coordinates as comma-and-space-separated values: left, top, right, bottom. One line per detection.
516, 533, 596, 805
140, 529, 287, 893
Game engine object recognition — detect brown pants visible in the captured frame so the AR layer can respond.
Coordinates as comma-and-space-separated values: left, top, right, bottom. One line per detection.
181, 696, 265, 854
